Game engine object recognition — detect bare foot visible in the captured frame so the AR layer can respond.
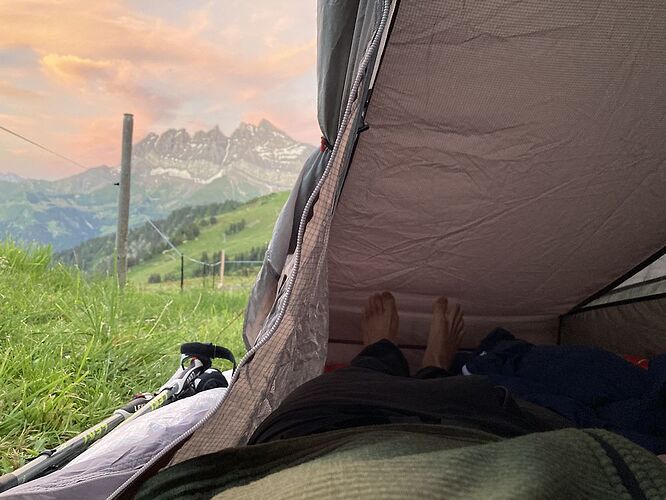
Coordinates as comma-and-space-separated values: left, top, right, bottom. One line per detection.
422, 297, 465, 370
361, 292, 399, 345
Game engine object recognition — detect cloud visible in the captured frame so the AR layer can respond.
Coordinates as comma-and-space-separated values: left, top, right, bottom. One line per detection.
7, 147, 31, 156
0, 112, 38, 128
41, 53, 180, 122
0, 0, 319, 178
41, 54, 113, 85
0, 81, 42, 100
244, 40, 316, 81
44, 54, 107, 75
64, 116, 123, 167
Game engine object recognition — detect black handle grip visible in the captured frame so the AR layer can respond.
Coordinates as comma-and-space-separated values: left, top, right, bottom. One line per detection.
180, 343, 236, 370
194, 369, 229, 392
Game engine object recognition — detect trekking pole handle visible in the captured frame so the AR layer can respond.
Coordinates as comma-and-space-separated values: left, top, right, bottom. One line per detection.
180, 342, 236, 371
158, 357, 205, 395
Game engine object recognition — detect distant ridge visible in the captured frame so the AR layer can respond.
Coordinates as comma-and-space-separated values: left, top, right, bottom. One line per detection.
0, 172, 24, 183
0, 121, 314, 250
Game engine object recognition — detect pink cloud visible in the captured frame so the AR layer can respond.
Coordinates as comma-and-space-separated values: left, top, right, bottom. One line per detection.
63, 117, 123, 167
0, 0, 319, 178
41, 54, 114, 85
0, 81, 42, 100
0, 112, 38, 128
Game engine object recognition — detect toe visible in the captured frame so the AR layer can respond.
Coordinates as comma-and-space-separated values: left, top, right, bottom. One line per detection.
370, 293, 381, 314
449, 303, 461, 319
365, 296, 373, 314
452, 304, 464, 327
433, 296, 448, 316
376, 294, 385, 313
381, 291, 396, 310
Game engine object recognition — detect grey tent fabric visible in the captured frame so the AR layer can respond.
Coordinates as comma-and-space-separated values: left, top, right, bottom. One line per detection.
243, 149, 328, 348
171, 99, 366, 467
327, 0, 666, 360
561, 296, 666, 356
243, 0, 385, 348
317, 0, 360, 142
570, 251, 666, 313
586, 279, 666, 309
107, 1, 393, 491
317, 0, 386, 143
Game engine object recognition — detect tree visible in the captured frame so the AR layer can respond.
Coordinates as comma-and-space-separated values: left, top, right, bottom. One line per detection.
224, 219, 246, 236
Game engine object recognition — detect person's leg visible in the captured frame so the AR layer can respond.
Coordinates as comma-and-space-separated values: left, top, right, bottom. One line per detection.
417, 297, 465, 379
250, 295, 551, 445
351, 339, 410, 377
351, 292, 410, 377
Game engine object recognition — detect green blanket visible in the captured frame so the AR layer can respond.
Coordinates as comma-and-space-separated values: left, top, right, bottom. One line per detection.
137, 424, 666, 499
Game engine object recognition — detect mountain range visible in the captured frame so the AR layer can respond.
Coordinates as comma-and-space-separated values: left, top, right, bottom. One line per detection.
0, 120, 313, 250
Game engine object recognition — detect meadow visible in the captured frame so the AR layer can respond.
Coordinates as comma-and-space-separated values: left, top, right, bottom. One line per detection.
128, 191, 287, 284
0, 242, 249, 472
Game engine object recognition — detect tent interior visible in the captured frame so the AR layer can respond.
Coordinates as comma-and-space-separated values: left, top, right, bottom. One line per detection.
325, 0, 666, 369
2, 1, 665, 497
164, 0, 666, 476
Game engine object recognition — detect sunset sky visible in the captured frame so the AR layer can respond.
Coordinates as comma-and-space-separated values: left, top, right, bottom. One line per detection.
0, 0, 318, 180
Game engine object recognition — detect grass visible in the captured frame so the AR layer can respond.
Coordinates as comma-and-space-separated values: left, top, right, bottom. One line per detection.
128, 191, 288, 284
0, 242, 249, 473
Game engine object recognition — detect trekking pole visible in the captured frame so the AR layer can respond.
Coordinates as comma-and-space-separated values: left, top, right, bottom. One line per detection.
0, 342, 235, 494
0, 393, 152, 493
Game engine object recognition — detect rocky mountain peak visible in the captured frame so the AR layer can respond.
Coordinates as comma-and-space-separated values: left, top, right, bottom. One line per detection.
257, 119, 279, 132
192, 125, 226, 144
133, 132, 159, 157
127, 121, 314, 187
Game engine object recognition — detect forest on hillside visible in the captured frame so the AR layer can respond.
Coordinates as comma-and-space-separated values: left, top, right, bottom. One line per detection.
56, 200, 242, 274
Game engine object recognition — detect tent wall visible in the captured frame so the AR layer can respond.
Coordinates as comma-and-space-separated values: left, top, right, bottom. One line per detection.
561, 296, 666, 356
243, 0, 388, 348
242, 150, 330, 347
318, 0, 386, 143
166, 0, 392, 467
170, 99, 362, 465
327, 0, 666, 357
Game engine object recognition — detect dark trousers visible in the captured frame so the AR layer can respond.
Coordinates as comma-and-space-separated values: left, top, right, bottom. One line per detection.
249, 340, 569, 445
351, 339, 451, 379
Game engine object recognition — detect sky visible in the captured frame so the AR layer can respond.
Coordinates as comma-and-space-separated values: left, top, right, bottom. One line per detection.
0, 0, 318, 180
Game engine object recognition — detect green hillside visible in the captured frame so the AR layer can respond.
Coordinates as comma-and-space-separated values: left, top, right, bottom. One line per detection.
129, 191, 288, 284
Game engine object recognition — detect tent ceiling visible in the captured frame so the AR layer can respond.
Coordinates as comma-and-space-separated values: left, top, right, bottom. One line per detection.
328, 0, 666, 350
